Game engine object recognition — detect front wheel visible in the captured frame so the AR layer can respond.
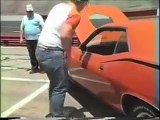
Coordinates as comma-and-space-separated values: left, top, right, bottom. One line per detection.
129, 102, 159, 118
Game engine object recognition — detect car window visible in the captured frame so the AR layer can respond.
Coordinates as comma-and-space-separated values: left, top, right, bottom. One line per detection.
114, 32, 129, 54
86, 30, 128, 55
89, 14, 113, 28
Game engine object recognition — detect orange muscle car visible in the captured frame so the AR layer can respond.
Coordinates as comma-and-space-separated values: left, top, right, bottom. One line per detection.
69, 5, 159, 118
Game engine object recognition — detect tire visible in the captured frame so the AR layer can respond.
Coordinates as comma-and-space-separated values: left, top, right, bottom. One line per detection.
129, 102, 159, 118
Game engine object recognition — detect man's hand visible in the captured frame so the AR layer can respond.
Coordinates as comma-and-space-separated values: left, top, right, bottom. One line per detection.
20, 38, 24, 44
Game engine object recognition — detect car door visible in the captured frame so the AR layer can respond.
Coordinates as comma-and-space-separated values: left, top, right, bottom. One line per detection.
70, 27, 130, 109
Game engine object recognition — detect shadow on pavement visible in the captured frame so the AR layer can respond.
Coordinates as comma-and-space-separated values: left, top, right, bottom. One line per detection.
68, 84, 124, 118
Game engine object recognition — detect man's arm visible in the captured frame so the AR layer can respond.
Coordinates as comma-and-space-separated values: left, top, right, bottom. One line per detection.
60, 14, 81, 66
61, 24, 74, 50
37, 14, 45, 31
20, 19, 24, 44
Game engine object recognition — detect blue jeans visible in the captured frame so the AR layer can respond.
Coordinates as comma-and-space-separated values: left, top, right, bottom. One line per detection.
36, 47, 69, 117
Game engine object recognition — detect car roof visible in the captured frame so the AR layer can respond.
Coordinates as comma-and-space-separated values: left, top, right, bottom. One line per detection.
75, 5, 129, 43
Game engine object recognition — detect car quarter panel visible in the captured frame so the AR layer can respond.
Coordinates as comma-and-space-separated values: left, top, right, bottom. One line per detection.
71, 16, 159, 113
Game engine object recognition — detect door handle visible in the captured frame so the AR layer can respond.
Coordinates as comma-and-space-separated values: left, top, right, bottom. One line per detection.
99, 64, 104, 71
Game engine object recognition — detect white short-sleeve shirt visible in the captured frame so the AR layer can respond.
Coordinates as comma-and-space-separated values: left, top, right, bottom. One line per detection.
37, 3, 74, 48
21, 13, 44, 40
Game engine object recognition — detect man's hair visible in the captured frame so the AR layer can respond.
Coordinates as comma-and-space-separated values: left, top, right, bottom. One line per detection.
71, 0, 89, 5
75, 0, 89, 3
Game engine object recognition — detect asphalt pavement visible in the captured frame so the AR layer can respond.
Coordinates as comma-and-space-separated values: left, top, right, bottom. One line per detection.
1, 46, 124, 119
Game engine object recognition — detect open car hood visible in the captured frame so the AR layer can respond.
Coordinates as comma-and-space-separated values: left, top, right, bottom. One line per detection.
75, 5, 129, 44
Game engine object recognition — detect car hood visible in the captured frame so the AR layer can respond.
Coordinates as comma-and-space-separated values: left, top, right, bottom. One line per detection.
75, 5, 129, 44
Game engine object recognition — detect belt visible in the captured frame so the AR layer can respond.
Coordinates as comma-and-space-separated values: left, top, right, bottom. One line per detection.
38, 46, 64, 51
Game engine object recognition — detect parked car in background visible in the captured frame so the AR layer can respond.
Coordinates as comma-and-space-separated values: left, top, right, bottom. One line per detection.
69, 5, 159, 118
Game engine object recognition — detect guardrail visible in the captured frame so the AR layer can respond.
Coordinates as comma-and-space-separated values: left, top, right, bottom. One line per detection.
0, 36, 79, 46
0, 36, 26, 46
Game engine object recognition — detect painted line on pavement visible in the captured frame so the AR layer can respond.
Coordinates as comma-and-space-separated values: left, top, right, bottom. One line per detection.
93, 117, 116, 120
1, 68, 96, 118
83, 112, 94, 118
1, 66, 82, 71
1, 67, 21, 70
1, 46, 25, 49
65, 93, 94, 118
2, 77, 49, 83
1, 83, 49, 117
